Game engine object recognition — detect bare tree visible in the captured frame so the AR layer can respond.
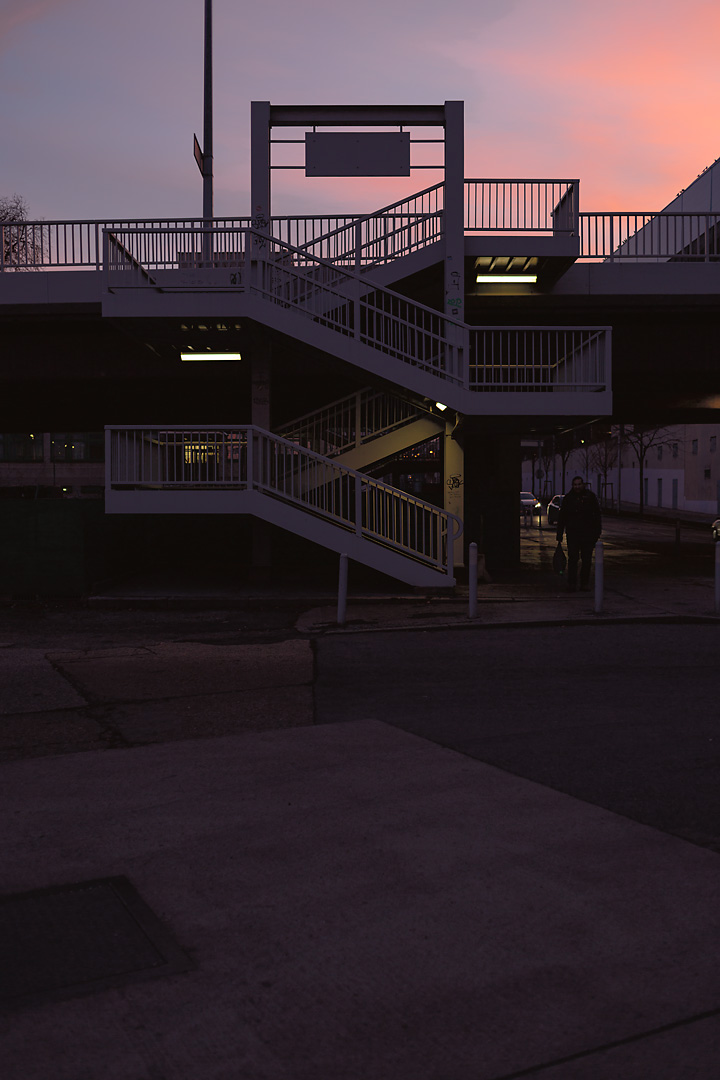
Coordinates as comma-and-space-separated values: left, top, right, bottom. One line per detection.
587, 436, 618, 508
555, 435, 574, 494
623, 425, 674, 515
1, 194, 46, 270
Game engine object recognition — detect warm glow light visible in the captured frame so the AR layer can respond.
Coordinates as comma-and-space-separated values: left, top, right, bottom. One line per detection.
475, 275, 537, 284
180, 352, 242, 361
435, 402, 448, 411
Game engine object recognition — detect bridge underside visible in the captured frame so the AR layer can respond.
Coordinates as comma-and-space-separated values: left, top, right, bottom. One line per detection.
1, 291, 717, 430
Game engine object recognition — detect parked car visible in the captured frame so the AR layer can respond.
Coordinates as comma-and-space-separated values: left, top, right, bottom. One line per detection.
546, 494, 565, 526
520, 492, 542, 516
712, 519, 720, 541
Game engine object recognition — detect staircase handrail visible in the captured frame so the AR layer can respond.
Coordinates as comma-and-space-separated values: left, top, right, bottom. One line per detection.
103, 226, 610, 393
107, 423, 462, 576
275, 387, 434, 456
270, 182, 445, 267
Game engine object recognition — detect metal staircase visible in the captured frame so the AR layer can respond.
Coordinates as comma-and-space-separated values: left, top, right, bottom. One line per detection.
103, 227, 611, 414
105, 425, 462, 586
274, 388, 444, 472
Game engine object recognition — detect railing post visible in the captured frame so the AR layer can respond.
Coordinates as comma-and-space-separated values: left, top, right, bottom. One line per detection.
104, 427, 112, 492
354, 275, 361, 342
446, 516, 455, 580
337, 552, 348, 626
246, 427, 254, 490
594, 540, 604, 614
715, 542, 720, 616
468, 541, 478, 619
355, 220, 362, 274
354, 390, 362, 451
355, 475, 363, 536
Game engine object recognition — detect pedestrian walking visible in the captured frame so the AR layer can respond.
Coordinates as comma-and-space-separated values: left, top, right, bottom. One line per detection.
555, 476, 602, 592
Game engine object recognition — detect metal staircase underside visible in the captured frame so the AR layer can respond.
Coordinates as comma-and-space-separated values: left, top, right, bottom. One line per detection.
105, 425, 462, 587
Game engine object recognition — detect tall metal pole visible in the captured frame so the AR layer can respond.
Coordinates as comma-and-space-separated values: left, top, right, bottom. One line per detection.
203, 0, 213, 223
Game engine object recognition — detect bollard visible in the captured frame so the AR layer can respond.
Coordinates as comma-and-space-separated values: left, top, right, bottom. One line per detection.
594, 540, 604, 614
337, 552, 348, 626
715, 542, 720, 616
468, 542, 478, 619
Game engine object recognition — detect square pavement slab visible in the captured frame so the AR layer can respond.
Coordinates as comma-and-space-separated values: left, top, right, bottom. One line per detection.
2, 721, 720, 1079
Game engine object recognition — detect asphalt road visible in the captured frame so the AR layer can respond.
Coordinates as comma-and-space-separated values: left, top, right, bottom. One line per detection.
315, 622, 720, 853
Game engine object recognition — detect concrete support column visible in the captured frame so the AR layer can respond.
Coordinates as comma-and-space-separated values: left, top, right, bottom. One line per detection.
443, 101, 465, 326
251, 347, 272, 571
250, 101, 271, 229
462, 431, 521, 572
444, 418, 464, 569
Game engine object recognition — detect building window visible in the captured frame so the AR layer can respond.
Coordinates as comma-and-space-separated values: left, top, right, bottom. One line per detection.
692, 439, 698, 455
672, 443, 678, 458
657, 445, 663, 461
0, 433, 43, 462
50, 432, 104, 463
705, 468, 712, 480
711, 436, 717, 453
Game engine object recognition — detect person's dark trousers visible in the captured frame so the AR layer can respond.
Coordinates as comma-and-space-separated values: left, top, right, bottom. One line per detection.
566, 535, 595, 589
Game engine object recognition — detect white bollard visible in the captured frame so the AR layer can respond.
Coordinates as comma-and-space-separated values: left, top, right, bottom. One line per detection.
594, 540, 604, 614
468, 542, 478, 619
337, 552, 348, 626
715, 542, 720, 616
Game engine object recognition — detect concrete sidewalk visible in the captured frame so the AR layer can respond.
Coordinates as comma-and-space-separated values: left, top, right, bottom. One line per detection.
2, 533, 720, 1078
3, 721, 720, 1079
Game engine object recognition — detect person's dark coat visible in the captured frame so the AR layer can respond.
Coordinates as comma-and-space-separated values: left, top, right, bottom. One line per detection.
556, 488, 602, 543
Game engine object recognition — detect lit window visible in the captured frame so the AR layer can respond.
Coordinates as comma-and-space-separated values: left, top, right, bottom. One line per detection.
0, 434, 44, 462
51, 432, 104, 463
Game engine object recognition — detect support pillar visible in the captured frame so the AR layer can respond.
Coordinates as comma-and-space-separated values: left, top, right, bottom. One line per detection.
444, 418, 464, 569
462, 431, 521, 572
250, 100, 271, 230
443, 101, 465, 326
251, 347, 272, 572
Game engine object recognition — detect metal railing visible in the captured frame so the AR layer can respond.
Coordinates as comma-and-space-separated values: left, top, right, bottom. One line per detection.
470, 327, 610, 392
1, 217, 251, 271
106, 425, 461, 577
579, 212, 720, 260
6, 192, 720, 272
275, 388, 429, 457
273, 183, 445, 270
464, 179, 578, 233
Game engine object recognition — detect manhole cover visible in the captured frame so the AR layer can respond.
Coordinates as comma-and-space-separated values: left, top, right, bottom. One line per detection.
0, 876, 192, 1009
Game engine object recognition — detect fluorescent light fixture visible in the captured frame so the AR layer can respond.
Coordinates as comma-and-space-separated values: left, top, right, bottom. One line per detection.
180, 351, 242, 362
435, 402, 448, 411
476, 275, 537, 284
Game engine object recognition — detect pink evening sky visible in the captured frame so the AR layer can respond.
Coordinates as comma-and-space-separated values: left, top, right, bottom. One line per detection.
1, 0, 719, 221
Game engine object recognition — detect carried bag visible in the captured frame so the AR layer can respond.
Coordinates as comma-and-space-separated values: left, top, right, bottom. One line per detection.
552, 542, 567, 575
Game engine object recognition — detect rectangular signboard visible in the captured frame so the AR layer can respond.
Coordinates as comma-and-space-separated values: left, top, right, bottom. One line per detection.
305, 132, 410, 177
